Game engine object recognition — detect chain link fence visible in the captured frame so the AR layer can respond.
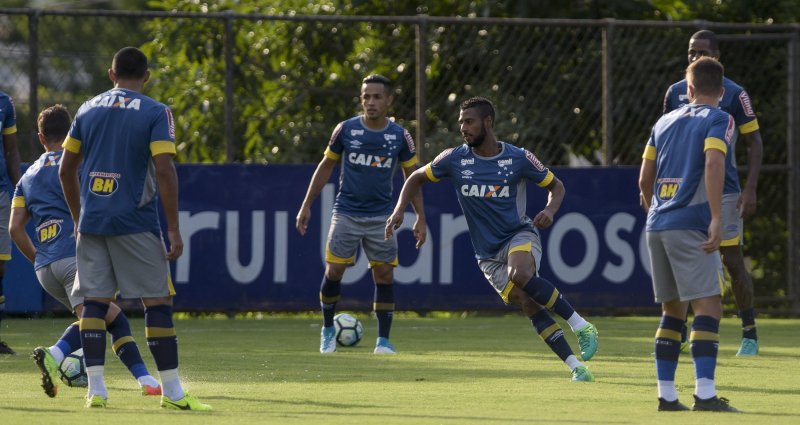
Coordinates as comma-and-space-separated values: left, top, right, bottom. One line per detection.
1, 9, 798, 314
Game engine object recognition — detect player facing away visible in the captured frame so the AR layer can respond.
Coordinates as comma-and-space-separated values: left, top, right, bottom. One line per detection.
641, 57, 739, 412
296, 74, 426, 355
58, 47, 211, 410
0, 89, 22, 355
662, 30, 763, 356
9, 105, 161, 398
386, 97, 599, 382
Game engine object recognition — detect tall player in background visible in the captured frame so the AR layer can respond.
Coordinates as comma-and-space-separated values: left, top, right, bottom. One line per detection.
296, 74, 426, 355
59, 47, 210, 410
386, 97, 599, 382
0, 89, 22, 355
11, 104, 161, 399
641, 57, 738, 412
662, 30, 763, 356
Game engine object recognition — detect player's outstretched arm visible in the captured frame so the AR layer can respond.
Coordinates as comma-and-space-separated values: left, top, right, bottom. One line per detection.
386, 167, 429, 241
401, 164, 427, 249
533, 176, 565, 229
154, 153, 183, 261
58, 149, 83, 229
739, 130, 763, 218
9, 206, 35, 263
296, 156, 337, 236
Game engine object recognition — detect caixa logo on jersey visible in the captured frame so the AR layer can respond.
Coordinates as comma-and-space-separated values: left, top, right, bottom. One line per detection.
36, 219, 63, 243
89, 171, 121, 196
656, 178, 682, 201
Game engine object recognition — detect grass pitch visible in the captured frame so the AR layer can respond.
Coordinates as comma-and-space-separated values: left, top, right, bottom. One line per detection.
1, 315, 798, 424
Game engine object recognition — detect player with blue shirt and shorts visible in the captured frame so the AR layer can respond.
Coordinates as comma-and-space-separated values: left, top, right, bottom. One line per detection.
297, 74, 426, 355
641, 57, 739, 412
59, 47, 210, 410
10, 104, 161, 398
0, 89, 22, 355
662, 30, 763, 356
386, 97, 598, 382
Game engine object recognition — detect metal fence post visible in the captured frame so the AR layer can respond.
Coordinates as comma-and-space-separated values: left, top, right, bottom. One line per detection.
224, 12, 235, 163
788, 29, 800, 315
27, 9, 39, 157
601, 19, 614, 166
415, 15, 428, 162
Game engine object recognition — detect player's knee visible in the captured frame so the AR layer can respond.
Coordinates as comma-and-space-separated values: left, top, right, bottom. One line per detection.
507, 268, 533, 287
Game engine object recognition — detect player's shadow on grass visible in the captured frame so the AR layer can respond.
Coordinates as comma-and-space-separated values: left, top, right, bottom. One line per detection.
207, 395, 388, 409
264, 409, 627, 423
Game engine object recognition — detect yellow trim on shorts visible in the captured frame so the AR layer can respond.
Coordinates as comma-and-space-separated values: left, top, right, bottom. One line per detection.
400, 156, 418, 168
655, 328, 681, 341
324, 147, 341, 161
320, 294, 341, 303
500, 280, 515, 304
146, 327, 176, 338
509, 242, 532, 254
720, 235, 741, 247
538, 323, 561, 340
63, 136, 81, 153
424, 163, 440, 182
167, 273, 176, 296
690, 330, 719, 342
111, 335, 135, 352
79, 317, 106, 330
11, 196, 25, 208
717, 268, 726, 296
642, 145, 656, 160
739, 119, 759, 134
373, 302, 395, 311
150, 141, 176, 156
0, 253, 10, 261
704, 137, 727, 155
536, 170, 554, 188
545, 289, 560, 309
2, 125, 16, 135
325, 245, 355, 265
369, 258, 399, 267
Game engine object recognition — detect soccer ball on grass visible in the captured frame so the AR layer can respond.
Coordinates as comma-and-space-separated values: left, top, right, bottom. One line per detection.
59, 348, 88, 387
333, 313, 363, 347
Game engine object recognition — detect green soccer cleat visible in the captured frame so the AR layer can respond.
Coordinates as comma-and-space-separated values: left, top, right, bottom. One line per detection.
161, 392, 213, 411
571, 365, 594, 382
692, 395, 740, 412
85, 394, 107, 408
658, 398, 689, 411
31, 347, 60, 398
736, 338, 759, 356
575, 323, 598, 361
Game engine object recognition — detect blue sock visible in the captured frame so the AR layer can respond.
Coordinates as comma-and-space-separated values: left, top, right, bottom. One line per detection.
655, 315, 684, 383
522, 277, 576, 320
108, 312, 150, 379
55, 321, 81, 355
145, 304, 178, 371
374, 283, 394, 339
80, 300, 109, 368
530, 310, 574, 362
739, 308, 757, 340
320, 277, 341, 328
690, 315, 719, 382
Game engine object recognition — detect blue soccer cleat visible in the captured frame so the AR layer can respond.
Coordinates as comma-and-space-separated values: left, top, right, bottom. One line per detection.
320, 326, 337, 354
736, 338, 759, 356
575, 323, 598, 361
374, 337, 396, 355
571, 365, 594, 382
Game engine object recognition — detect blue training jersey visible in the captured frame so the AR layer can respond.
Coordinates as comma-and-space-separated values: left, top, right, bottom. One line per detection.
662, 77, 759, 194
425, 142, 554, 260
644, 104, 734, 232
0, 91, 17, 193
12, 151, 76, 269
324, 116, 418, 216
64, 88, 176, 235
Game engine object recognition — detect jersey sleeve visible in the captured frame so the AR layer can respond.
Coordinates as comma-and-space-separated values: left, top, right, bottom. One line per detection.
63, 114, 83, 153
1, 95, 16, 135
150, 106, 177, 156
425, 148, 455, 182
398, 128, 418, 168
729, 88, 759, 134
323, 122, 345, 160
705, 112, 734, 155
643, 128, 657, 160
11, 180, 25, 208
662, 85, 677, 115
521, 149, 554, 188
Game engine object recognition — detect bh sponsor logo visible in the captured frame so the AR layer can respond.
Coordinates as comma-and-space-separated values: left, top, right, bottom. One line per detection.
37, 219, 62, 243
89, 171, 121, 196
656, 178, 681, 200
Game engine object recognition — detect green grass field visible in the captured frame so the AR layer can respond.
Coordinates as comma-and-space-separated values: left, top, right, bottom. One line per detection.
1, 315, 798, 424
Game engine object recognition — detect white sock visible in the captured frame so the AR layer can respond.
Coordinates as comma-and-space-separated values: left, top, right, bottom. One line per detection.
137, 374, 160, 388
695, 377, 716, 400
567, 313, 588, 332
48, 345, 65, 364
159, 368, 184, 400
657, 380, 678, 402
565, 355, 582, 370
86, 365, 107, 399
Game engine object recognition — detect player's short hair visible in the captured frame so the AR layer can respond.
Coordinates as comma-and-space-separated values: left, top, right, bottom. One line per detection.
37, 104, 71, 144
362, 74, 392, 93
460, 97, 496, 123
686, 57, 724, 97
112, 47, 149, 80
691, 30, 720, 52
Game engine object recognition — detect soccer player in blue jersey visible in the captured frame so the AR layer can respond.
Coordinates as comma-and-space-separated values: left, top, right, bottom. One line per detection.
386, 97, 598, 382
296, 74, 426, 355
10, 104, 161, 398
58, 47, 211, 410
641, 57, 739, 412
0, 89, 22, 355
662, 30, 763, 357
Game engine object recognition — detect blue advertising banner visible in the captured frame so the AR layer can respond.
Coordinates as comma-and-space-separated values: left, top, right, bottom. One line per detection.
11, 164, 657, 314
